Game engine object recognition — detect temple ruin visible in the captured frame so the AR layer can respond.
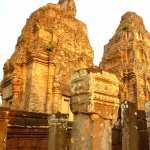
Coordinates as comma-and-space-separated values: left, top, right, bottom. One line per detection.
0, 0, 93, 117
0, 0, 150, 150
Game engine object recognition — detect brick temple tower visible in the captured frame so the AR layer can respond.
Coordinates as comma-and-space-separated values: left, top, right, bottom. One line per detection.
0, 0, 93, 116
100, 12, 150, 110
100, 12, 150, 150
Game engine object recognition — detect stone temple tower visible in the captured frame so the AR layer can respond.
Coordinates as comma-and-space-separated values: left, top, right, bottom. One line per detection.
100, 12, 150, 110
0, 0, 93, 116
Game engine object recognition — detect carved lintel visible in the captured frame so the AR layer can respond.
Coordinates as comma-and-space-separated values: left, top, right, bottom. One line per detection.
70, 68, 120, 123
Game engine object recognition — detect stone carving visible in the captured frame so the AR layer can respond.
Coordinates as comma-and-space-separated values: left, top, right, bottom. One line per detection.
0, 0, 93, 114
100, 12, 150, 110
71, 67, 120, 121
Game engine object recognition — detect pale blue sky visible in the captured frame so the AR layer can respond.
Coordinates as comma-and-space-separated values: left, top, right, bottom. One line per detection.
0, 0, 150, 103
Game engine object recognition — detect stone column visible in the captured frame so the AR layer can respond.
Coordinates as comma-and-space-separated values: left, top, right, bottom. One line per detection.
119, 71, 139, 150
25, 51, 49, 112
145, 101, 150, 150
46, 63, 55, 113
48, 114, 69, 150
0, 109, 9, 150
121, 101, 139, 150
12, 77, 22, 110
70, 68, 120, 150
52, 80, 62, 113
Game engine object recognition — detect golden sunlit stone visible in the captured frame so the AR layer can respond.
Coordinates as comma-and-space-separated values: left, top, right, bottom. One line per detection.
100, 12, 150, 110
0, 0, 93, 116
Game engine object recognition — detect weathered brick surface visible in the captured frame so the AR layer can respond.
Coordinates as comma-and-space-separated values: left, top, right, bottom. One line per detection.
0, 117, 8, 150
7, 127, 49, 150
0, 108, 72, 150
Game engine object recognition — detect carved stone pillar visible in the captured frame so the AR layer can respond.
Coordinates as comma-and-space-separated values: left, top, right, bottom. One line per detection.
48, 114, 70, 150
121, 101, 139, 150
12, 76, 22, 110
121, 72, 139, 150
46, 63, 55, 113
70, 68, 120, 150
52, 80, 62, 113
145, 101, 150, 150
25, 51, 49, 112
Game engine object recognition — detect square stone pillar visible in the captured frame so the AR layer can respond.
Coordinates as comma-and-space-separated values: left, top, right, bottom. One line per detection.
24, 51, 49, 112
70, 68, 120, 150
145, 101, 150, 150
48, 114, 71, 150
121, 101, 139, 150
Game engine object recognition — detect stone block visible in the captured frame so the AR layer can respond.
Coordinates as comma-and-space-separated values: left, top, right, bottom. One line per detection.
145, 101, 150, 128
70, 68, 120, 121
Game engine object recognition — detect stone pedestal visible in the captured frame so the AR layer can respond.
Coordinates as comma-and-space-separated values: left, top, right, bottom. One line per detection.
70, 68, 120, 150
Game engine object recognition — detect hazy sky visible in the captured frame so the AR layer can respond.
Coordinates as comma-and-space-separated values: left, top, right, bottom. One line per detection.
0, 0, 150, 102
